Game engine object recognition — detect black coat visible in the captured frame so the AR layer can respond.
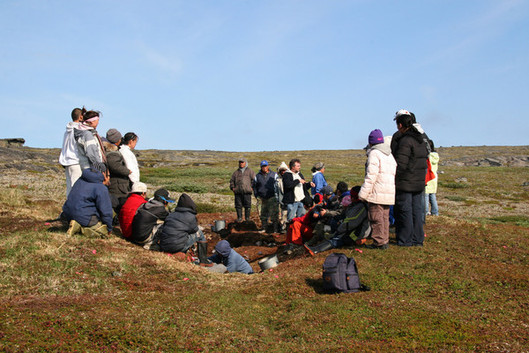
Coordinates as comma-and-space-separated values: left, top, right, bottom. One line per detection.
106, 150, 131, 199
158, 207, 198, 253
131, 199, 169, 243
282, 171, 310, 205
391, 129, 429, 193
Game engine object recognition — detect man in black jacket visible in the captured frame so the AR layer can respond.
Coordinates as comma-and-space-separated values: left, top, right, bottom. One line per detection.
391, 110, 429, 247
282, 159, 314, 222
131, 188, 172, 250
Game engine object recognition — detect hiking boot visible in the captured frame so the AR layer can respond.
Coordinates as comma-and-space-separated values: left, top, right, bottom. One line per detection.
197, 241, 213, 266
66, 220, 82, 236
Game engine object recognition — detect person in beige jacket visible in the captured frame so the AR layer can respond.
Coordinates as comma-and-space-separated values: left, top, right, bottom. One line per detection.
359, 129, 397, 249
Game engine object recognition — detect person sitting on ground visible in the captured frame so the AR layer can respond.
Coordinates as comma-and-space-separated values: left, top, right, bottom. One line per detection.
285, 194, 324, 249
74, 108, 107, 173
120, 132, 140, 185
157, 193, 210, 265
359, 129, 397, 250
335, 181, 351, 207
118, 182, 148, 239
104, 128, 131, 212
207, 240, 254, 274
62, 168, 113, 237
131, 188, 173, 250
304, 186, 370, 255
311, 162, 328, 196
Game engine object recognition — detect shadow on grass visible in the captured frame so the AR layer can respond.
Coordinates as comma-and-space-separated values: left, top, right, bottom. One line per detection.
305, 278, 329, 294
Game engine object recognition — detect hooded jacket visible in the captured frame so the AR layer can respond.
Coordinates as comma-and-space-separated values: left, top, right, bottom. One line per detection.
230, 161, 256, 194
158, 194, 199, 253
118, 193, 147, 238
59, 121, 81, 166
359, 139, 397, 205
311, 171, 328, 196
425, 152, 440, 194
391, 128, 429, 193
209, 240, 253, 274
254, 170, 277, 199
62, 168, 113, 231
104, 142, 131, 199
74, 127, 107, 173
131, 199, 169, 243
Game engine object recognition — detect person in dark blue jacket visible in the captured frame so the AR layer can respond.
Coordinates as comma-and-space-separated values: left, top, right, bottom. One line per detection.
253, 160, 279, 232
157, 193, 210, 265
208, 240, 253, 274
62, 168, 113, 237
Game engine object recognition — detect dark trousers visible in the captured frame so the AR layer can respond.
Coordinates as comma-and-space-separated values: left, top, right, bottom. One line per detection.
395, 191, 425, 246
234, 193, 252, 210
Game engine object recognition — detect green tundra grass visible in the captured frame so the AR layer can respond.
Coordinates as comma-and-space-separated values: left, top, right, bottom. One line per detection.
0, 146, 528, 352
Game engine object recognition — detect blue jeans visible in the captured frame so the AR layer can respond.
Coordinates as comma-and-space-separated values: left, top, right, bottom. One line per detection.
183, 229, 206, 252
395, 191, 425, 246
424, 193, 439, 216
286, 202, 305, 222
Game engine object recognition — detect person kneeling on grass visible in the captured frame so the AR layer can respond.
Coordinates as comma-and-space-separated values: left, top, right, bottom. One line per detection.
157, 193, 211, 265
207, 240, 253, 274
304, 186, 371, 256
62, 168, 113, 238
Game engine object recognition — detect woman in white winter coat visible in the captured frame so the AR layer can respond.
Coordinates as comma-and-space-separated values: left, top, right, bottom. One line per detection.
120, 132, 140, 184
358, 129, 397, 249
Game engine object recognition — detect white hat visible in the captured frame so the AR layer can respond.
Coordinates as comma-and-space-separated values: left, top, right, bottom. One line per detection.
130, 182, 147, 193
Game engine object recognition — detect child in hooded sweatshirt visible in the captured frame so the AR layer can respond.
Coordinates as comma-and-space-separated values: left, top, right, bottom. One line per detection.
208, 240, 253, 274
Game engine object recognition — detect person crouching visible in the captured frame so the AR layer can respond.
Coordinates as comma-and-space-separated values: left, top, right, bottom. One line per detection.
207, 240, 253, 274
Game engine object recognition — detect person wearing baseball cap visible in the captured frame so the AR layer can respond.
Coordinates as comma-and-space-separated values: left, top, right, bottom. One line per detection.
253, 160, 279, 232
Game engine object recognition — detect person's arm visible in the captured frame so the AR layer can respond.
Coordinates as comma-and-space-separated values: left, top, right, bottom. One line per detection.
359, 152, 379, 201
95, 186, 114, 232
106, 153, 131, 177
229, 171, 236, 191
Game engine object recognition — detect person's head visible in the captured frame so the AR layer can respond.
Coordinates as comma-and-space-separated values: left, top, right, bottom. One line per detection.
154, 188, 175, 205
260, 160, 269, 173
130, 182, 148, 198
350, 186, 361, 202
106, 129, 122, 146
123, 132, 138, 149
368, 129, 384, 146
177, 193, 197, 213
214, 240, 232, 258
277, 161, 288, 175
71, 108, 83, 122
321, 185, 334, 200
335, 181, 349, 196
311, 162, 325, 174
394, 109, 415, 132
289, 158, 301, 173
237, 158, 247, 169
81, 107, 101, 128
313, 193, 323, 205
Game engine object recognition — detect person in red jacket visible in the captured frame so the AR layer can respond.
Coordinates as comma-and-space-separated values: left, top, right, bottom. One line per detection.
118, 182, 148, 238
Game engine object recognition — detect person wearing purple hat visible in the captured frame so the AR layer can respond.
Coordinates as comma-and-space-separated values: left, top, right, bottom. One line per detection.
359, 129, 397, 249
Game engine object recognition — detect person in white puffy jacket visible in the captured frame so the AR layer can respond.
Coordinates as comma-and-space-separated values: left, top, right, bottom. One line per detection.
358, 129, 397, 249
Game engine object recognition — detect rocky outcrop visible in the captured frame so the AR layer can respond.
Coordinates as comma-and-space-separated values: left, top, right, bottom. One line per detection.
0, 138, 25, 147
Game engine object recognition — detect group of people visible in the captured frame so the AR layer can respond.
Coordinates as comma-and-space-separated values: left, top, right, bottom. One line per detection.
229, 109, 440, 253
59, 107, 254, 274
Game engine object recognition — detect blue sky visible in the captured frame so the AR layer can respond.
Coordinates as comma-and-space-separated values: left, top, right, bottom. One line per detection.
1, 0, 528, 151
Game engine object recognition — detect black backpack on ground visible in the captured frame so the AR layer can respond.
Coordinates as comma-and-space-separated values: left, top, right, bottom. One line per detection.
322, 253, 370, 293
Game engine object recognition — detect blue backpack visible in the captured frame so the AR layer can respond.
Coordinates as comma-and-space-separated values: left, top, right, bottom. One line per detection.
322, 253, 369, 293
